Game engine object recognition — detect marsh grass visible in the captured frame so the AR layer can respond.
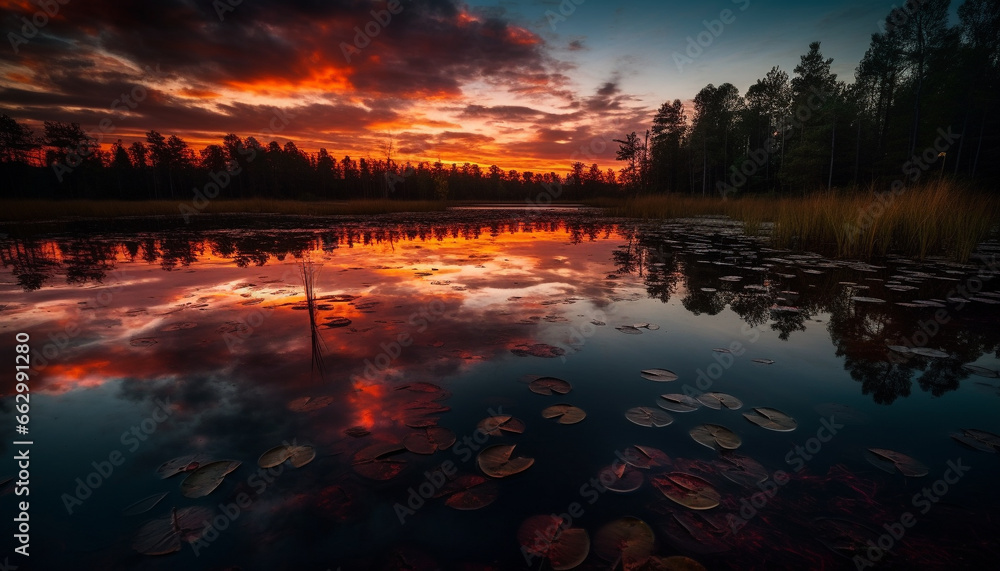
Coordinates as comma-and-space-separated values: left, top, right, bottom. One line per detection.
600, 182, 1000, 262
0, 199, 449, 222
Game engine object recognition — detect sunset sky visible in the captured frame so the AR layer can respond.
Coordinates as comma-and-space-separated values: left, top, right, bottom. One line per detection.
1, 0, 928, 173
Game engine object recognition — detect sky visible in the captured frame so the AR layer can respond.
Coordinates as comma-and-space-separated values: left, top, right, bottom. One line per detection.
0, 0, 932, 173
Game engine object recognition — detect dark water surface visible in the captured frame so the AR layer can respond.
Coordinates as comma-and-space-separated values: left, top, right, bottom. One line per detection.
1, 211, 999, 570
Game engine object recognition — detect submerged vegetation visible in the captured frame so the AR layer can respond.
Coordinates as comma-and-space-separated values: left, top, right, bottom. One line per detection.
600, 182, 1000, 261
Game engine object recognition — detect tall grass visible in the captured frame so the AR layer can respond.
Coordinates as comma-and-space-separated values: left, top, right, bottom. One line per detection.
603, 181, 1000, 262
0, 199, 449, 222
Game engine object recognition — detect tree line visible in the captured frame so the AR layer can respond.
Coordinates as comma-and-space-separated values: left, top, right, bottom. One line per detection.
0, 0, 996, 202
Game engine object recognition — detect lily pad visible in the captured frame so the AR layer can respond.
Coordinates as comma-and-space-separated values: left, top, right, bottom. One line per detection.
657, 394, 701, 413
908, 347, 950, 358
258, 445, 294, 468
133, 507, 214, 555
696, 392, 743, 410
529, 377, 572, 395
593, 517, 655, 567
542, 404, 587, 425
180, 460, 241, 498
622, 445, 671, 470
743, 408, 798, 432
352, 443, 407, 480
653, 473, 721, 510
751, 359, 775, 365
865, 448, 928, 477
851, 296, 886, 303
512, 343, 566, 358
517, 515, 591, 571
599, 464, 644, 493
718, 453, 768, 487
403, 427, 457, 454
156, 455, 205, 479
641, 369, 679, 382
616, 325, 644, 335
626, 407, 674, 428
477, 415, 526, 436
477, 444, 534, 478
441, 474, 498, 510
123, 492, 169, 516
962, 365, 1000, 379
689, 424, 742, 451
950, 429, 1000, 453
288, 445, 317, 468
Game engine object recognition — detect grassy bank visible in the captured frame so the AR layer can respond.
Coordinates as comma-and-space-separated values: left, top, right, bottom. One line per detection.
0, 198, 450, 222
599, 182, 1000, 262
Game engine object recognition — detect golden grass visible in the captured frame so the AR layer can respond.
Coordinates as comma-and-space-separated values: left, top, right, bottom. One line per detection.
601, 181, 1000, 262
0, 199, 449, 221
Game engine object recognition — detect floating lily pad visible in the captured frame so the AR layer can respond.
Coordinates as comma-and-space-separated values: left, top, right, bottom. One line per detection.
593, 517, 655, 567
657, 394, 701, 413
622, 445, 671, 469
352, 443, 407, 480
403, 427, 456, 454
908, 347, 950, 358
323, 316, 352, 328
616, 325, 644, 335
517, 515, 591, 571
689, 424, 742, 451
599, 464, 644, 493
865, 448, 928, 477
123, 492, 168, 516
441, 474, 498, 510
477, 444, 534, 478
962, 365, 1000, 379
718, 453, 768, 487
287, 395, 334, 412
344, 426, 371, 438
743, 408, 797, 432
133, 507, 214, 555
512, 343, 566, 358
258, 445, 293, 468
641, 369, 679, 382
130, 337, 158, 347
751, 359, 775, 365
161, 322, 198, 331
542, 404, 587, 425
950, 429, 1000, 453
477, 415, 526, 436
288, 445, 316, 468
851, 296, 886, 303
156, 455, 205, 479
696, 393, 743, 410
179, 460, 241, 498
626, 407, 674, 428
529, 377, 572, 395
653, 473, 721, 510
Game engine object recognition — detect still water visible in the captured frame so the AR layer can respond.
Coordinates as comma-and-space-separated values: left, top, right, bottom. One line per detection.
1, 211, 999, 570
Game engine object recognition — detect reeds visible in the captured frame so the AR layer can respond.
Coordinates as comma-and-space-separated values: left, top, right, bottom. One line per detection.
602, 181, 1000, 262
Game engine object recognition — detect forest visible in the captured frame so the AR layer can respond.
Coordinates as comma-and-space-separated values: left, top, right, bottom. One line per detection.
0, 0, 996, 203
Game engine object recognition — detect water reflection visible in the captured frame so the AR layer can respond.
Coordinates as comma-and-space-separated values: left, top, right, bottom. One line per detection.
1, 212, 999, 569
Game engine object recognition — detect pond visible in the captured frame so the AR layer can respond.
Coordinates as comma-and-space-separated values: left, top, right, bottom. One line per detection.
2, 210, 999, 570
